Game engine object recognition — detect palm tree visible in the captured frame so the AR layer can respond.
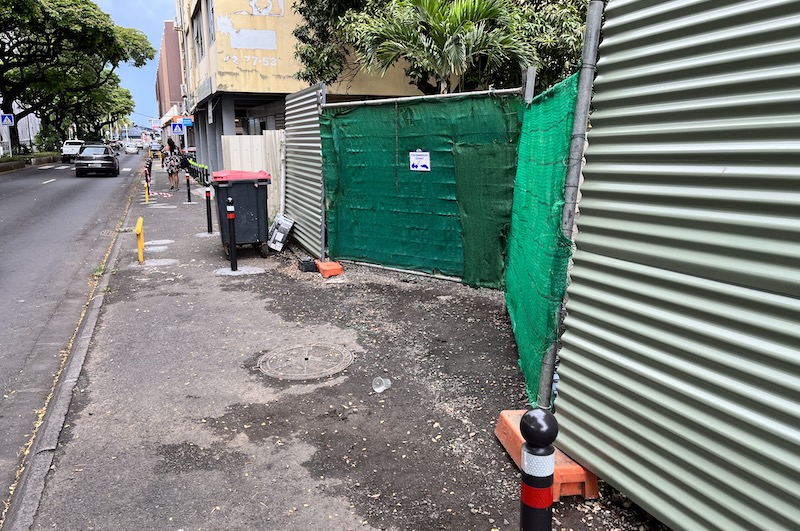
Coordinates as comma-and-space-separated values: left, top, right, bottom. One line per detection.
346, 0, 535, 94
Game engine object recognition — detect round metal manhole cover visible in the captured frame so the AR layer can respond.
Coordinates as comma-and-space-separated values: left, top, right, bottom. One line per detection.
257, 344, 354, 380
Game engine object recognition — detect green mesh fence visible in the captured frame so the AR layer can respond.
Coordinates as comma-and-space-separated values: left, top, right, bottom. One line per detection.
505, 72, 579, 404
321, 95, 523, 288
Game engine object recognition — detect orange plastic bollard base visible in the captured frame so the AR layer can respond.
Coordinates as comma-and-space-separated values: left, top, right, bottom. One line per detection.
495, 409, 600, 502
315, 260, 343, 278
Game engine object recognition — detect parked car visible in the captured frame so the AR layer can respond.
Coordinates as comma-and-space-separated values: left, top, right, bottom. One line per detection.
124, 142, 139, 154
75, 144, 119, 177
149, 140, 162, 151
60, 140, 85, 163
135, 139, 144, 149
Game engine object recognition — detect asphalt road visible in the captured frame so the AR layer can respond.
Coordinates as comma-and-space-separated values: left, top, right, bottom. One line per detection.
0, 153, 141, 516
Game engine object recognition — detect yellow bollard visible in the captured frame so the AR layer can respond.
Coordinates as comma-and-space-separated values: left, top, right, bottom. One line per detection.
144, 180, 149, 204
135, 216, 144, 263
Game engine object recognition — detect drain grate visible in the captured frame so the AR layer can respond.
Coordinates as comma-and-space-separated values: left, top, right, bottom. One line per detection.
100, 229, 117, 236
257, 344, 354, 380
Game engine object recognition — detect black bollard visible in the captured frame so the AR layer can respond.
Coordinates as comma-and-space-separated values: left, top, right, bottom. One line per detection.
186, 173, 192, 202
205, 187, 213, 233
519, 408, 558, 531
227, 197, 237, 271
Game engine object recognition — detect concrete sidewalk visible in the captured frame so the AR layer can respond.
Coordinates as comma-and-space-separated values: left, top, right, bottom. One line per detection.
9, 163, 535, 530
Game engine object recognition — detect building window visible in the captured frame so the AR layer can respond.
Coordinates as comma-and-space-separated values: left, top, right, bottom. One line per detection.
208, 0, 215, 41
192, 6, 204, 61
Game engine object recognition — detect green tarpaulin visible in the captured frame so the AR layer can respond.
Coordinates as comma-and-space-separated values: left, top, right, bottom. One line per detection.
321, 94, 523, 288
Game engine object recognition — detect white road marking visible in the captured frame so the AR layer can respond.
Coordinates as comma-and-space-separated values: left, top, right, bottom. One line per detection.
122, 167, 132, 172
42, 178, 56, 184
55, 165, 70, 170
39, 165, 54, 170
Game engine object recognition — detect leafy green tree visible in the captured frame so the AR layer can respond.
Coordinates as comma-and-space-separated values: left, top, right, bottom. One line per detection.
293, 0, 587, 94
31, 70, 134, 143
293, 0, 374, 85
344, 0, 534, 94
0, 0, 154, 150
516, 0, 587, 91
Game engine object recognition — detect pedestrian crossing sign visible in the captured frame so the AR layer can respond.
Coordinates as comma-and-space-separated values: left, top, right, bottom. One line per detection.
171, 122, 185, 135
1, 114, 14, 126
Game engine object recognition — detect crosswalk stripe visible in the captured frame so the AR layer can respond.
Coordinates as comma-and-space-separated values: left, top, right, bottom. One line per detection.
55, 165, 70, 170
122, 167, 132, 172
39, 165, 54, 170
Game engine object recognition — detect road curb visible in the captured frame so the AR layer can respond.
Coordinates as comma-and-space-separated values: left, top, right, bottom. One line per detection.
2, 178, 140, 531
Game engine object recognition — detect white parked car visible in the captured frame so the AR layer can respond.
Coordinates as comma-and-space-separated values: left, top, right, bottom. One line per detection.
124, 142, 139, 154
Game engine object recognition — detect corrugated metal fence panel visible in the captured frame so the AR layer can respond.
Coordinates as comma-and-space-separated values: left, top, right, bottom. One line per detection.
284, 84, 326, 259
558, 1, 800, 530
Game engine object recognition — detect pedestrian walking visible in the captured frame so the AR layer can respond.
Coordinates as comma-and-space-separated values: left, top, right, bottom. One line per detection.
164, 138, 182, 191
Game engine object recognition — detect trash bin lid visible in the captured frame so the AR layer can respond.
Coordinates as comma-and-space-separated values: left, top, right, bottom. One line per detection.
211, 169, 271, 182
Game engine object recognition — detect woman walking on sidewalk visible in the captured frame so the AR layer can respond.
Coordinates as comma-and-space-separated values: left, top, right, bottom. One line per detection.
164, 138, 181, 191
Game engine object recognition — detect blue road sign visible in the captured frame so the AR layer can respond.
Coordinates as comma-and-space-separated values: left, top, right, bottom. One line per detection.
1, 114, 14, 126
171, 122, 185, 135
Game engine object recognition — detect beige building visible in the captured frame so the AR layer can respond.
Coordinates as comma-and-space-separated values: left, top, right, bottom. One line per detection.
173, 0, 418, 170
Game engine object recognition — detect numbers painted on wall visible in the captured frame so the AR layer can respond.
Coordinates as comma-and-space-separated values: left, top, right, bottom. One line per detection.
223, 54, 278, 67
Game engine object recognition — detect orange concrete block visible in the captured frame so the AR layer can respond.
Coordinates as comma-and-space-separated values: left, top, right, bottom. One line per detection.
495, 409, 599, 502
495, 409, 526, 468
554, 450, 600, 501
315, 260, 343, 278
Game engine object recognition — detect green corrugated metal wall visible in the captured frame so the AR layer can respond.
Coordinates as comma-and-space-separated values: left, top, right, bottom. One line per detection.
557, 1, 800, 530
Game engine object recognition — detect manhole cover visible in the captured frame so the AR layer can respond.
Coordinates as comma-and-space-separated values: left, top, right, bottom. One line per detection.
257, 344, 354, 380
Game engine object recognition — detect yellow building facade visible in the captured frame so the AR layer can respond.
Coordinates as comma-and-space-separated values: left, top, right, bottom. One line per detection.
174, 0, 418, 169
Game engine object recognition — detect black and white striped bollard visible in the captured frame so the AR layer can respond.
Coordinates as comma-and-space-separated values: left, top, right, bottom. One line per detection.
227, 197, 237, 271
520, 408, 558, 531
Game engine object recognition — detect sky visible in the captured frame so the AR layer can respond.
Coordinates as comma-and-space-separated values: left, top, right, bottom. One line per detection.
94, 0, 178, 129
